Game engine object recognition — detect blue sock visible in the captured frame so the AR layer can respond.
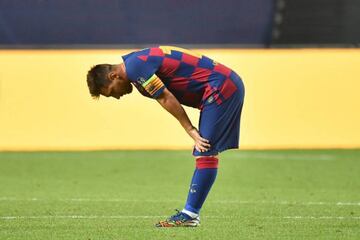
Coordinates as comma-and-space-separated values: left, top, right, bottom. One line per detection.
184, 157, 218, 214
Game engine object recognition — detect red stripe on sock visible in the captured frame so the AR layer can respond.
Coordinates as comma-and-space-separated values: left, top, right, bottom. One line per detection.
196, 157, 219, 169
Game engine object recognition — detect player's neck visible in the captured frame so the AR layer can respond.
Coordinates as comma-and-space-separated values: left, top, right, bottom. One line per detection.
115, 63, 128, 81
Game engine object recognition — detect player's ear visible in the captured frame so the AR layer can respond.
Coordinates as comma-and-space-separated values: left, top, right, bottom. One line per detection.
108, 72, 117, 81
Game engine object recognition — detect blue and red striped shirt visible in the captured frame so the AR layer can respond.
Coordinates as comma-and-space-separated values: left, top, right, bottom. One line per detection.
122, 46, 239, 109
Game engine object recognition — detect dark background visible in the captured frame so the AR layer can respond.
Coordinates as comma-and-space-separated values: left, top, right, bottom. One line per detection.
272, 0, 360, 46
0, 0, 359, 47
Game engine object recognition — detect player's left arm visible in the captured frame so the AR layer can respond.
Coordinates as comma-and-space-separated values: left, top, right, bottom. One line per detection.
156, 88, 210, 152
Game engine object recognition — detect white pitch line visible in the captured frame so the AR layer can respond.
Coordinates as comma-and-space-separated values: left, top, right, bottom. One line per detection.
236, 153, 337, 161
282, 216, 360, 220
0, 215, 165, 220
0, 197, 360, 206
1, 215, 359, 220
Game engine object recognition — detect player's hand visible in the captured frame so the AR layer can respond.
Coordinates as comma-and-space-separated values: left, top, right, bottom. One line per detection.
187, 127, 211, 152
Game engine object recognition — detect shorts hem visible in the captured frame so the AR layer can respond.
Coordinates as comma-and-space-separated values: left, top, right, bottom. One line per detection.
192, 145, 239, 157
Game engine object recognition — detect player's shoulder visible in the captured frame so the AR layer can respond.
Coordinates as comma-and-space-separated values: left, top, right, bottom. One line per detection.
122, 47, 165, 64
122, 48, 149, 61
122, 47, 164, 82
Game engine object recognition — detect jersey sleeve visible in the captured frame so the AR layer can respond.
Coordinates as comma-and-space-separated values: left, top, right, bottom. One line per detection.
123, 54, 165, 98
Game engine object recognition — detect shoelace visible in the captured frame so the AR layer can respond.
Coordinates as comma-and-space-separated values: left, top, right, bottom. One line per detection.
169, 209, 186, 222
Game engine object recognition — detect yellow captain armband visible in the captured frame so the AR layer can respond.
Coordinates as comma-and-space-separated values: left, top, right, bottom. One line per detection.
142, 74, 165, 96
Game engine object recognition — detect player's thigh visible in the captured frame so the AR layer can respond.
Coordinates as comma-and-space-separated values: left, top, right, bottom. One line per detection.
199, 94, 243, 143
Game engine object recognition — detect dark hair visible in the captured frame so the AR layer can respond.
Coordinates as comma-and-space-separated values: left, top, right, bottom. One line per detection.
86, 64, 113, 98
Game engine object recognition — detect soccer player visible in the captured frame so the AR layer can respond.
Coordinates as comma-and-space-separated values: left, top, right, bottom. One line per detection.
86, 46, 245, 227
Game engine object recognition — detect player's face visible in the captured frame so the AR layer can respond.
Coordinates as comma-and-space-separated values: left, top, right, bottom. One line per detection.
100, 77, 133, 100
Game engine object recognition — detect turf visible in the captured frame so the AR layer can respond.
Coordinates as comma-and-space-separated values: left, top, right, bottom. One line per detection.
0, 149, 359, 240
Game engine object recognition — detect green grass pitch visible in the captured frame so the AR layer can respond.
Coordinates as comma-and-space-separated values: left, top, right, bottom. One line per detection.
0, 149, 359, 239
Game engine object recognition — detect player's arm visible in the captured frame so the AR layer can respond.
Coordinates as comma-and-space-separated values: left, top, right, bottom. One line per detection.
156, 88, 210, 152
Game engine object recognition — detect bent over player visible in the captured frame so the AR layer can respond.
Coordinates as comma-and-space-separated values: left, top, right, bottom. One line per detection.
86, 46, 245, 227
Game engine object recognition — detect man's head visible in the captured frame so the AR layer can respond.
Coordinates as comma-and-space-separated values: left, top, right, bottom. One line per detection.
86, 64, 132, 99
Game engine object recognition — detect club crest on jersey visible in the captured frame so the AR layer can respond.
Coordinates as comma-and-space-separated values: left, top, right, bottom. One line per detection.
137, 77, 147, 85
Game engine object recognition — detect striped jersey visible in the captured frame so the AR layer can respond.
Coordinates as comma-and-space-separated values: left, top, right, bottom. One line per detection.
122, 46, 239, 109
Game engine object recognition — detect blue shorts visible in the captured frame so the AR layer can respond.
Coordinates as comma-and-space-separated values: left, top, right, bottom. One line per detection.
193, 73, 245, 156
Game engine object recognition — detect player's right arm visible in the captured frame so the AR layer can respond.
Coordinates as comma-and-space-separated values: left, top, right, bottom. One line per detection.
123, 50, 210, 152
156, 88, 210, 153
